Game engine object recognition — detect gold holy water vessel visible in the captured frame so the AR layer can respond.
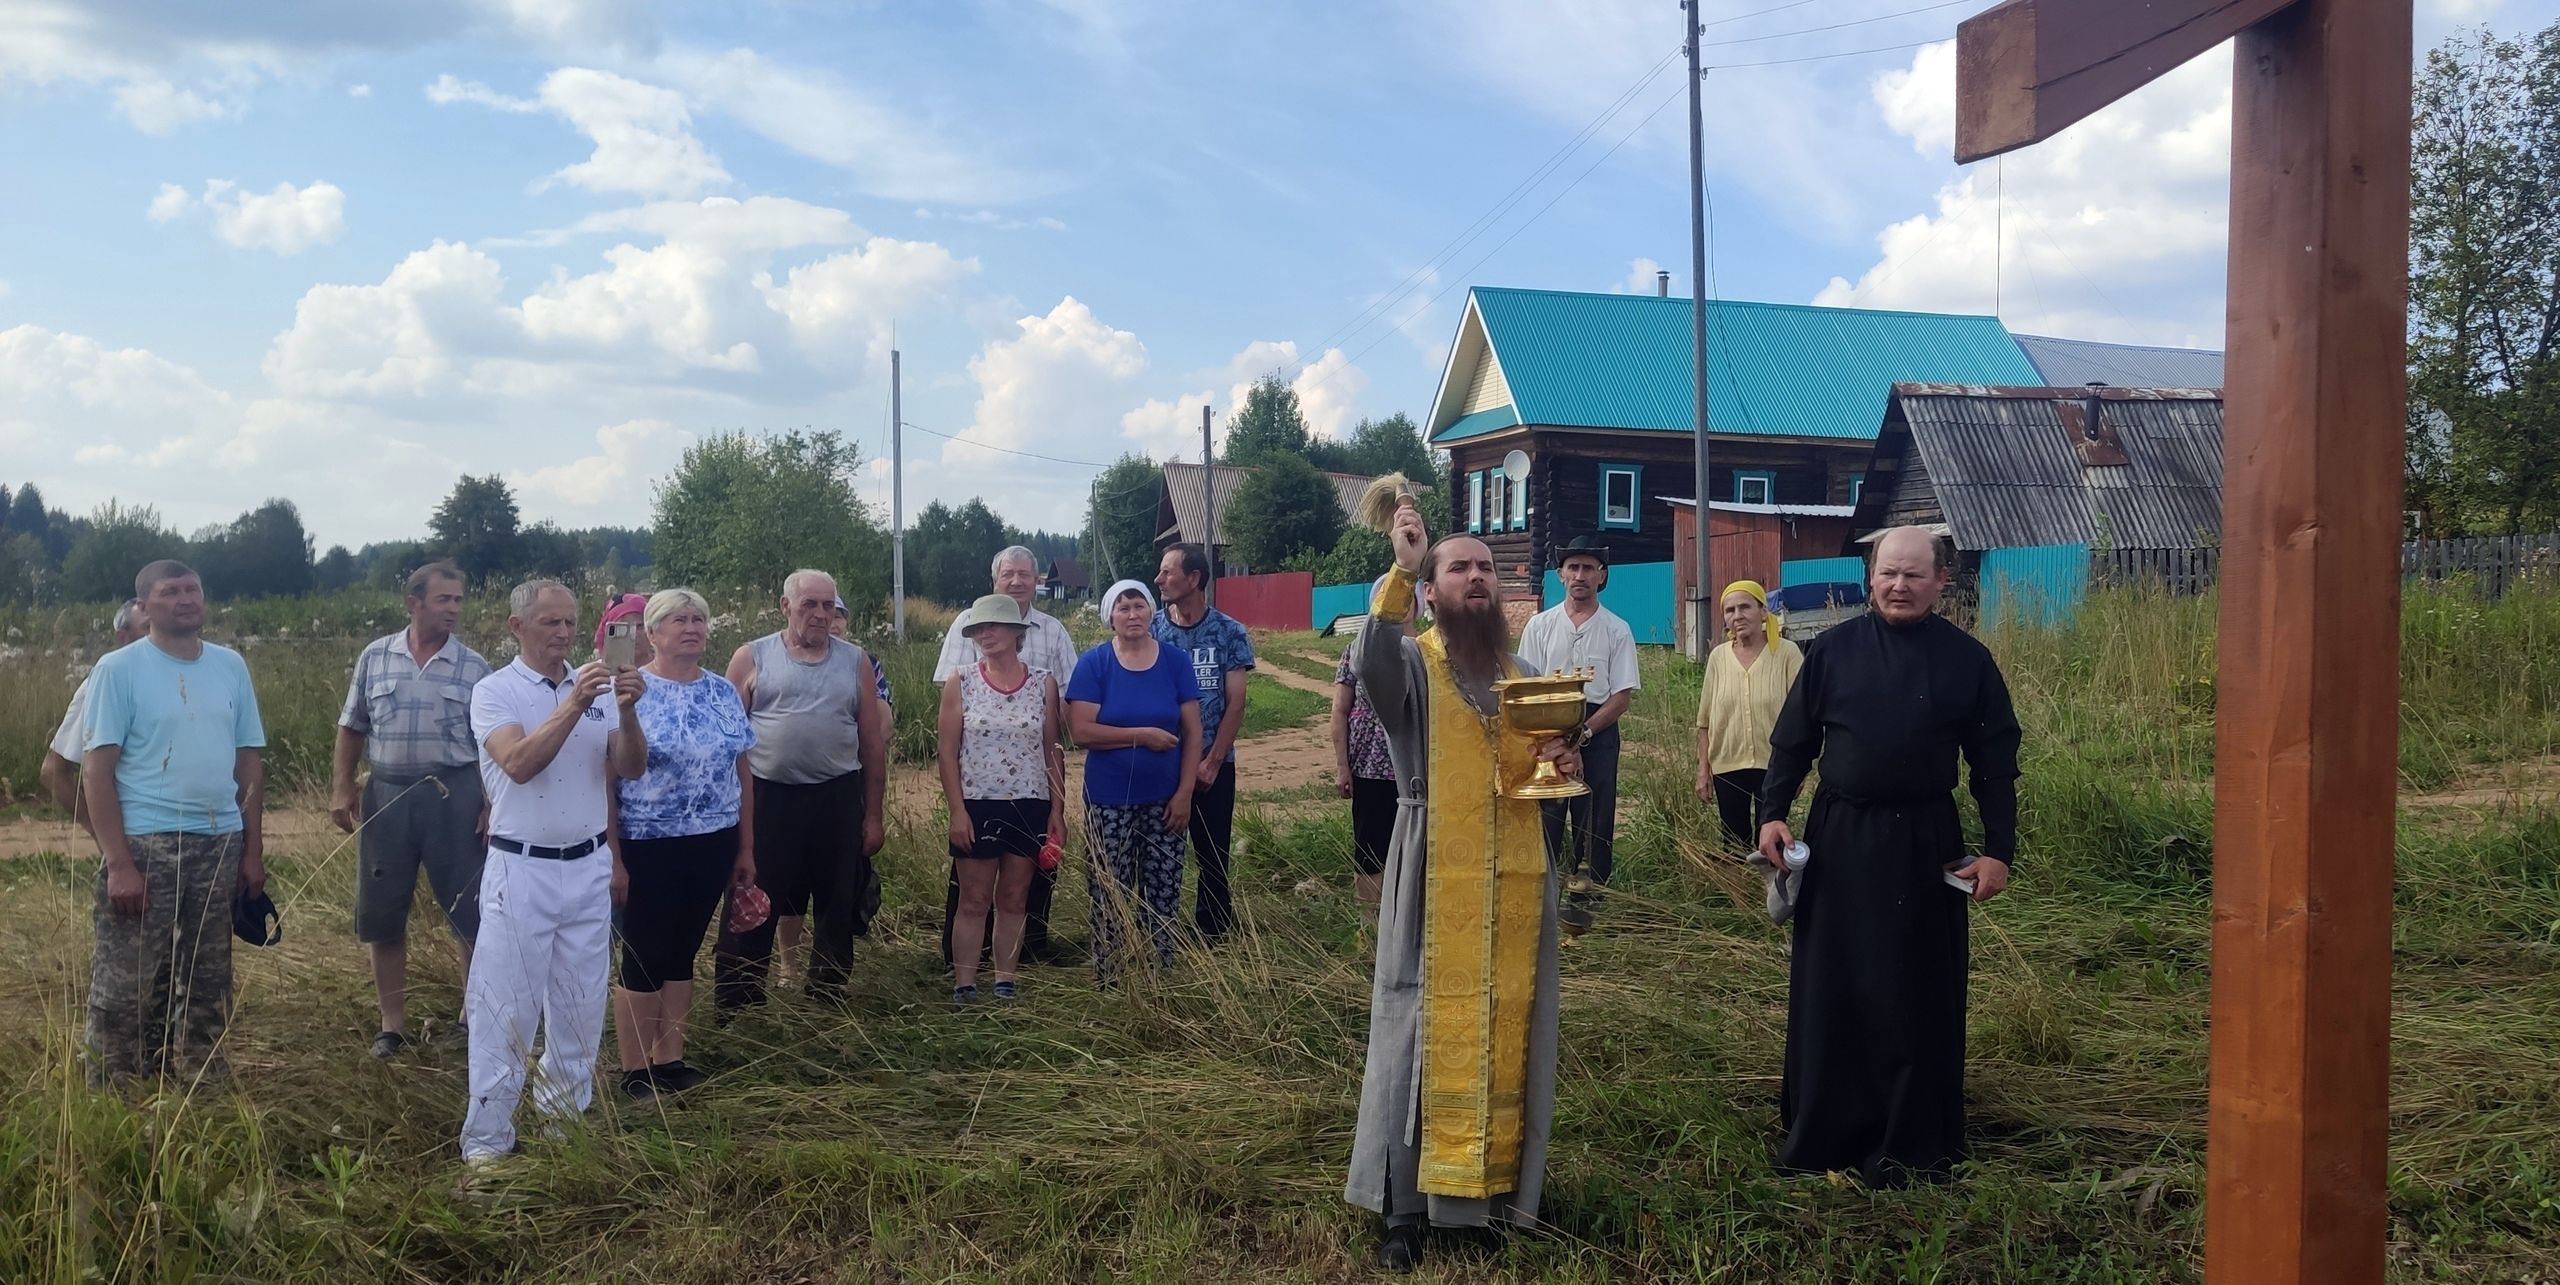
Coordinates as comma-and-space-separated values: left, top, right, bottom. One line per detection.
1492, 668, 1592, 801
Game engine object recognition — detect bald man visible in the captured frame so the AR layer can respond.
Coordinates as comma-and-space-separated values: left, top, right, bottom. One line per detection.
1755, 525, 2021, 1186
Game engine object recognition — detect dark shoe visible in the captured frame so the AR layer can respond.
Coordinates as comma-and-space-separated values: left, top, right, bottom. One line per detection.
370, 1031, 406, 1060
651, 1060, 708, 1093
953, 985, 979, 1004
621, 1070, 658, 1102
991, 980, 1017, 1001
1375, 1223, 1422, 1273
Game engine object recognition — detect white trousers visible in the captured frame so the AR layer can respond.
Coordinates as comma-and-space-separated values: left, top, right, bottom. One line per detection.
460, 847, 612, 1161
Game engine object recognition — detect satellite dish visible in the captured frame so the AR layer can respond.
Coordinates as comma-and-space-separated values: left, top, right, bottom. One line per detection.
1501, 449, 1530, 483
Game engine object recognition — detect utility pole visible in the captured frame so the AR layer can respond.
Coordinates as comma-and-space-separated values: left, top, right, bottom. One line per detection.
1201, 404, 1217, 611
892, 346, 905, 643
1684, 0, 1714, 660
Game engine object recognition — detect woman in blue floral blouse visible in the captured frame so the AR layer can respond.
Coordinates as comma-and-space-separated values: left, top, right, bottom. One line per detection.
609, 587, 756, 1101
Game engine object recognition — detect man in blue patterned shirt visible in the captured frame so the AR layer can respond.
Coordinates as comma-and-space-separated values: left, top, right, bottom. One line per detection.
329, 561, 493, 1059
1153, 542, 1255, 944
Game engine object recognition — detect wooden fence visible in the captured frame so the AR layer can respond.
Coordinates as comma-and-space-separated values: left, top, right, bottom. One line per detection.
2088, 534, 2560, 599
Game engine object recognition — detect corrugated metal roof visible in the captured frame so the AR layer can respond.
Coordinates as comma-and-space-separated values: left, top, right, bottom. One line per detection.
1871, 385, 2225, 551
1157, 462, 1386, 547
1433, 288, 2041, 444
1437, 403, 1522, 443
2013, 333, 2224, 390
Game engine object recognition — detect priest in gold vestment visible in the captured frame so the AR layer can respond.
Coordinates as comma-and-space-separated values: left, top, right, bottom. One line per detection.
1346, 498, 1582, 1273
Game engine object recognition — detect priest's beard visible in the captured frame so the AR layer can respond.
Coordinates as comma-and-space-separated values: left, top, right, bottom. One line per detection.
1434, 595, 1511, 691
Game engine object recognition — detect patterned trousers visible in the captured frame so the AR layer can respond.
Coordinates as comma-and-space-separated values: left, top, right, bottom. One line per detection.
88, 831, 242, 1085
1086, 803, 1184, 979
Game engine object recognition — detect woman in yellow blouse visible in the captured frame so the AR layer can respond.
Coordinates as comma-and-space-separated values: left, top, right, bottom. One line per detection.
1694, 580, 1805, 846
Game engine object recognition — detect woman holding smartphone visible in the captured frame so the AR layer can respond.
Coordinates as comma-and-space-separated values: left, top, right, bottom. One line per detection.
609, 588, 755, 1100
1065, 580, 1200, 981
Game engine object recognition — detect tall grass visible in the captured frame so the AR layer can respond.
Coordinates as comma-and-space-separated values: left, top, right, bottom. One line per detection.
0, 585, 2555, 1280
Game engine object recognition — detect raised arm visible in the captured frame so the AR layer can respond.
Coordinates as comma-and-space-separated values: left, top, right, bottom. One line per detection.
1356, 500, 1429, 721
484, 663, 610, 784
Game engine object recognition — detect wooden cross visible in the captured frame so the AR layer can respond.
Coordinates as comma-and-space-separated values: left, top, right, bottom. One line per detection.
1954, 3, 2408, 1283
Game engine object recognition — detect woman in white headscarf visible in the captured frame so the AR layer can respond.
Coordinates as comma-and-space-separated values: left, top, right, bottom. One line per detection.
1062, 581, 1201, 981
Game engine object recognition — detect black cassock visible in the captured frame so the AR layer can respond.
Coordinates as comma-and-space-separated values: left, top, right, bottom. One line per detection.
1757, 610, 2020, 1184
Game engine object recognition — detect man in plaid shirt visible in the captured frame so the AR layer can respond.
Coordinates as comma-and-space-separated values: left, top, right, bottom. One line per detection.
329, 561, 493, 1059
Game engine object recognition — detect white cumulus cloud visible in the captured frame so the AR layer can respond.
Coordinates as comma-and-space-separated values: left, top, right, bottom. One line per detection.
958, 297, 1149, 466
112, 77, 238, 133
1812, 40, 2232, 346
537, 67, 729, 198
146, 179, 348, 255
510, 418, 691, 509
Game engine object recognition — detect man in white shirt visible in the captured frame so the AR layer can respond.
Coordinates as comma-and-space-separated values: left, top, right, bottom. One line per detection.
460, 579, 645, 1168
933, 545, 1078, 964
1516, 536, 1641, 898
39, 598, 143, 832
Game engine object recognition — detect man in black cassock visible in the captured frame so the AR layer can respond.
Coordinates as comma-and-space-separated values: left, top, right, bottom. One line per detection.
1756, 525, 2021, 1185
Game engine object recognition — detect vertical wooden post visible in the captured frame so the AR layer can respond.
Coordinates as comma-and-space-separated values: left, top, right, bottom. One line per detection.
2205, 1, 2409, 1282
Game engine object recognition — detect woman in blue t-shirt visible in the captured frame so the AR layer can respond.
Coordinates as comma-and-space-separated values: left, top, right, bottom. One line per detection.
609, 587, 756, 1101
1065, 580, 1200, 979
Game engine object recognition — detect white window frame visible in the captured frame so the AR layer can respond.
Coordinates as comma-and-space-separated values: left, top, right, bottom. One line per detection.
1599, 466, 1640, 531
1468, 470, 1485, 533
1734, 470, 1776, 506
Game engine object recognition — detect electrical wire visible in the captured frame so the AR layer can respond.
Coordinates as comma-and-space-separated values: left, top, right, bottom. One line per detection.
1705, 36, 1941, 70
1702, 0, 1971, 48
900, 421, 1114, 470
1283, 45, 1686, 376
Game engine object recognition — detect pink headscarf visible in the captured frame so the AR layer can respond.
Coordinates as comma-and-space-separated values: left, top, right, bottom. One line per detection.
594, 593, 647, 652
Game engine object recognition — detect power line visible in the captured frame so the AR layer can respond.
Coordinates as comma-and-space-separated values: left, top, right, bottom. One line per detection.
900, 421, 1113, 470
1702, 0, 1971, 48
1703, 0, 1821, 27
1301, 76, 1692, 398
1284, 46, 1685, 376
1705, 36, 1940, 69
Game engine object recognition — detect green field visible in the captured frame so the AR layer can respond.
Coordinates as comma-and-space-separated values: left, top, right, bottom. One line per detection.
1, 583, 2556, 1281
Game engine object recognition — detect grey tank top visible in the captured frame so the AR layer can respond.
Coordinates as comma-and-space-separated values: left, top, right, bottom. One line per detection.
744, 633, 868, 783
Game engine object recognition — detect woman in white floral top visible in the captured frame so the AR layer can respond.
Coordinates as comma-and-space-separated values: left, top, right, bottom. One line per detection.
935, 594, 1067, 1001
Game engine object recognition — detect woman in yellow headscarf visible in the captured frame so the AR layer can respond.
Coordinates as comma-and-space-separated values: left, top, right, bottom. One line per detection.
1694, 580, 1804, 845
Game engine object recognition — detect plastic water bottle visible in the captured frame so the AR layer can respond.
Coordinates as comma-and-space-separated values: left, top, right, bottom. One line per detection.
1782, 841, 1810, 871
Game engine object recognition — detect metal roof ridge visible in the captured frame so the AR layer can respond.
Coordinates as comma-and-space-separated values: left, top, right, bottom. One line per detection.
1468, 284, 2003, 322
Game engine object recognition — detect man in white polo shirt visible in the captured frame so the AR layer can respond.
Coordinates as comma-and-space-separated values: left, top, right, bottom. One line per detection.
1518, 536, 1641, 904
460, 579, 645, 1167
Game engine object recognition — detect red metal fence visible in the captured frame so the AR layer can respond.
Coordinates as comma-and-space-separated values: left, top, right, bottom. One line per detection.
1212, 571, 1314, 632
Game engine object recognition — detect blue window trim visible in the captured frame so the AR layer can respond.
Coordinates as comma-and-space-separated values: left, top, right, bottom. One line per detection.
1847, 471, 1865, 506
1733, 469, 1777, 505
1468, 470, 1485, 533
1597, 462, 1643, 532
1509, 468, 1528, 529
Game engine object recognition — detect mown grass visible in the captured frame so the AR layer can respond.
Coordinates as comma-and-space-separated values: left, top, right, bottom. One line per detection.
0, 582, 2555, 1281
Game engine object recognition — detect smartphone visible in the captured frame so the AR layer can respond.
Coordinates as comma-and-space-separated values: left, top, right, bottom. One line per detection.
603, 619, 638, 670
1944, 857, 1979, 895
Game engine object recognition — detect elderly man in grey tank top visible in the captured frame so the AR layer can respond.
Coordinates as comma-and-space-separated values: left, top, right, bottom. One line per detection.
712, 569, 889, 1006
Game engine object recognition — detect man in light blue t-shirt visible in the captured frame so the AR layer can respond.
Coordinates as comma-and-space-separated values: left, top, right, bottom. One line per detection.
81, 558, 267, 1085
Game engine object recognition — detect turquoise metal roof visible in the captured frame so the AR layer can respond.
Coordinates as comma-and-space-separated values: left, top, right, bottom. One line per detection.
1435, 288, 2042, 444
1438, 404, 1520, 442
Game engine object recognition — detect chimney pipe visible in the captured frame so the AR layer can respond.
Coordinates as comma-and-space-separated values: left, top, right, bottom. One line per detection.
2082, 382, 2107, 440
1656, 269, 1671, 297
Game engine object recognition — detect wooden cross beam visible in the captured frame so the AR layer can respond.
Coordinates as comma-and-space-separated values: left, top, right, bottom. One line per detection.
1955, 3, 2409, 1284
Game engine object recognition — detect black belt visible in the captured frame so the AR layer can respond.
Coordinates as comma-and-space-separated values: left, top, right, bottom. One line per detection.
371, 767, 474, 787
490, 832, 608, 861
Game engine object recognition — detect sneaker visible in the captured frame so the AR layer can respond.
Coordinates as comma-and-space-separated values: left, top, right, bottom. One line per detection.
991, 980, 1017, 1001
621, 1070, 658, 1103
953, 985, 979, 1004
651, 1061, 708, 1094
370, 1030, 407, 1060
1375, 1223, 1422, 1273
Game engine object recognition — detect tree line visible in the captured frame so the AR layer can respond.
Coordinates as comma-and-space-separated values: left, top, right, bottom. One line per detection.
2409, 20, 2560, 536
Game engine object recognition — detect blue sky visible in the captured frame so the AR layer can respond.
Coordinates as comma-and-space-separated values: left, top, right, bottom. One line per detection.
4, 0, 2551, 549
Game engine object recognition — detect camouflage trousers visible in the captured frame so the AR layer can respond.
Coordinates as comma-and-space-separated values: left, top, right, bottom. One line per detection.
87, 831, 242, 1085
